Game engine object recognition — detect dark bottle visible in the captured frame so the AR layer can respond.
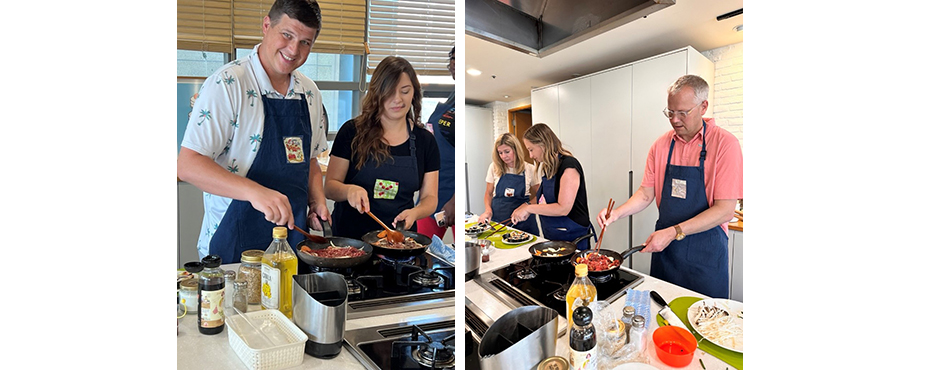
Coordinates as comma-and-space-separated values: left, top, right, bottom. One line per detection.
198, 255, 225, 335
569, 305, 597, 370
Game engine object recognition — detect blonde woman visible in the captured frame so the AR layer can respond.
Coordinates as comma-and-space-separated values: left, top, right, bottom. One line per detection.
511, 124, 594, 250
478, 133, 540, 234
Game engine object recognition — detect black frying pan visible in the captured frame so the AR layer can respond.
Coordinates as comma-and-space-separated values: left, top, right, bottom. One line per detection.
527, 232, 594, 262
571, 245, 645, 276
295, 216, 372, 269
360, 220, 432, 259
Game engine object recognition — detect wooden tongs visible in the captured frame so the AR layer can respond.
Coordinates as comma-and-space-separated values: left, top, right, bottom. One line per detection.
593, 198, 615, 254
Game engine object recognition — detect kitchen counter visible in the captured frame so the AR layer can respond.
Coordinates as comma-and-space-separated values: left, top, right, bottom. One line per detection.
176, 262, 454, 370
464, 217, 739, 370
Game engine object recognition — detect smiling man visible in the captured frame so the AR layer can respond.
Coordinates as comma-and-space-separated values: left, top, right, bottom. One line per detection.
596, 75, 743, 298
177, 0, 330, 265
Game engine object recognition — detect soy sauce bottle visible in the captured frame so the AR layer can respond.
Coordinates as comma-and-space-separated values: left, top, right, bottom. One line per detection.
569, 305, 597, 370
198, 254, 225, 335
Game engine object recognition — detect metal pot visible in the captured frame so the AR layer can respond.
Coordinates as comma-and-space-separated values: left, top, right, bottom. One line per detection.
464, 240, 482, 281
478, 306, 558, 370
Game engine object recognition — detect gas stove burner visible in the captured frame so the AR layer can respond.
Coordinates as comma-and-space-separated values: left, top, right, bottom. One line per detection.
412, 341, 455, 369
379, 255, 417, 266
307, 265, 351, 274
589, 272, 614, 284
516, 267, 537, 280
551, 287, 568, 301
411, 271, 443, 287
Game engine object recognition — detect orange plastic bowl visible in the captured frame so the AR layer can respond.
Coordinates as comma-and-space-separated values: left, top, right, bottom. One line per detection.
652, 325, 697, 367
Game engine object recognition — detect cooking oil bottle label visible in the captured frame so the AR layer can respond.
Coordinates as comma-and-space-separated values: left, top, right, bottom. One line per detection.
200, 288, 225, 328
261, 264, 281, 309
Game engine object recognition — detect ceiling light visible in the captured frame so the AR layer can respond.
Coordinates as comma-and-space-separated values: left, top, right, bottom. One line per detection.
466, 69, 482, 76
733, 24, 743, 32
503, 95, 510, 98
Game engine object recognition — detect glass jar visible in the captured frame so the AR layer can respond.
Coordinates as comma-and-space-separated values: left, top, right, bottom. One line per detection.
238, 250, 264, 305
179, 279, 199, 313
223, 270, 237, 311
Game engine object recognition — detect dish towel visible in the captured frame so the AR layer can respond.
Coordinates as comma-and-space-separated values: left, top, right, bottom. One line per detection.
624, 289, 652, 329
428, 235, 455, 263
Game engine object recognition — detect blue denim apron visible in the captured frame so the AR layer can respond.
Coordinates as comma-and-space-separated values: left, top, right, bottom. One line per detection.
331, 122, 420, 239
537, 157, 594, 250
427, 93, 455, 216
652, 122, 729, 298
491, 171, 539, 234
209, 94, 312, 263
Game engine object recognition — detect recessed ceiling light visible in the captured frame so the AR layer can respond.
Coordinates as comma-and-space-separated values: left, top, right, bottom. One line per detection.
503, 95, 510, 98
466, 69, 482, 76
733, 24, 743, 32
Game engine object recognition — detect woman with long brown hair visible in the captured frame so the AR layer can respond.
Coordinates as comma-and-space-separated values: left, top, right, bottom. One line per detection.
478, 133, 540, 234
324, 56, 440, 239
511, 124, 594, 250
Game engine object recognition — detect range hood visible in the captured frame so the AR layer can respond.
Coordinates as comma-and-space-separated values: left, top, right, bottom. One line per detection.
465, 0, 676, 58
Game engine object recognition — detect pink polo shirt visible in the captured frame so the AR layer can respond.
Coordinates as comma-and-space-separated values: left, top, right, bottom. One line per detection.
641, 118, 743, 233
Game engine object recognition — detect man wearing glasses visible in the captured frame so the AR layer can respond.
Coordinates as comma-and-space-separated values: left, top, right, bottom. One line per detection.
596, 75, 742, 298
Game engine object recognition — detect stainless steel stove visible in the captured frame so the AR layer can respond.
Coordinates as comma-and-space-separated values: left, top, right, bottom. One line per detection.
304, 251, 455, 319
344, 316, 456, 370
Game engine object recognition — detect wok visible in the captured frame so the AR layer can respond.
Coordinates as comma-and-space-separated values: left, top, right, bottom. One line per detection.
527, 232, 594, 262
360, 220, 432, 259
295, 216, 373, 269
571, 245, 645, 276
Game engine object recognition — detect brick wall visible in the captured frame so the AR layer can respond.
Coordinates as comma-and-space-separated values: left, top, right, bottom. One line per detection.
701, 42, 743, 147
486, 96, 532, 140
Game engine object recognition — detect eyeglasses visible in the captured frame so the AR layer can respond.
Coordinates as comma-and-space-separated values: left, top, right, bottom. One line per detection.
662, 101, 703, 119
446, 57, 454, 70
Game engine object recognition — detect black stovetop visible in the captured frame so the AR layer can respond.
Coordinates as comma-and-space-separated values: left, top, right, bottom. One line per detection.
488, 256, 643, 318
300, 252, 454, 302
349, 320, 456, 370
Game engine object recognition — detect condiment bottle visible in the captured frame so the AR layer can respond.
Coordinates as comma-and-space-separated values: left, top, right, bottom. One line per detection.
233, 279, 249, 313
261, 227, 298, 318
565, 264, 597, 329
238, 250, 264, 305
569, 305, 597, 370
628, 315, 646, 354
621, 306, 635, 344
198, 254, 225, 335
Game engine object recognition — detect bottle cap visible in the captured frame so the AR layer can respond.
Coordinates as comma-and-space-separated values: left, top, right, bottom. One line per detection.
572, 305, 593, 326
240, 250, 264, 263
202, 254, 222, 268
273, 226, 288, 239
575, 263, 588, 277
183, 261, 204, 273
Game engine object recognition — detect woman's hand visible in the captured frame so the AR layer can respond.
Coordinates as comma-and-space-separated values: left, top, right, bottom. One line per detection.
393, 209, 418, 230
478, 210, 492, 224
511, 204, 531, 223
346, 185, 370, 213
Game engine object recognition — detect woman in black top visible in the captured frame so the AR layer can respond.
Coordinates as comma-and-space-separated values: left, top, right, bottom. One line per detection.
511, 124, 593, 250
324, 57, 440, 239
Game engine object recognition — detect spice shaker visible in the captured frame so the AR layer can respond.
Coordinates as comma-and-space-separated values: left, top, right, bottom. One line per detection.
223, 270, 237, 312
621, 306, 635, 343
238, 250, 263, 305
233, 280, 249, 313
628, 315, 646, 354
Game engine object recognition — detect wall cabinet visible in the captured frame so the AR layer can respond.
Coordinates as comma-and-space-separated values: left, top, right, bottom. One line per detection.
530, 46, 715, 276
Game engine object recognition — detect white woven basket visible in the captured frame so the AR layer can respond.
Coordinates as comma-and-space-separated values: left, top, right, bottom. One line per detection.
227, 310, 308, 370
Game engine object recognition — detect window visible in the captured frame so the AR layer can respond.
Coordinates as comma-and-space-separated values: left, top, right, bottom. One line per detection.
177, 50, 227, 77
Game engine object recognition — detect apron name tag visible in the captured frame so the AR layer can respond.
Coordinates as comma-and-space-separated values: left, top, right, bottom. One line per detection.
672, 178, 687, 199
374, 179, 399, 200
504, 188, 515, 197
283, 137, 305, 163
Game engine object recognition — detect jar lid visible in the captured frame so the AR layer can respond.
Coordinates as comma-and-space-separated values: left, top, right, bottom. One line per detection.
574, 263, 588, 277
241, 250, 264, 263
537, 356, 569, 370
183, 261, 204, 273
202, 254, 222, 268
180, 279, 198, 290
273, 226, 288, 239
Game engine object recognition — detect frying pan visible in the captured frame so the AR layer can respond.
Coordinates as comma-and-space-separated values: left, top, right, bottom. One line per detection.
527, 232, 594, 262
295, 216, 373, 269
360, 220, 432, 259
571, 245, 645, 276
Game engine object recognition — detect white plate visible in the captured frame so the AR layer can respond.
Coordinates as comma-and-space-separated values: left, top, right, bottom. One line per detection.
499, 232, 535, 245
686, 298, 744, 353
611, 363, 660, 370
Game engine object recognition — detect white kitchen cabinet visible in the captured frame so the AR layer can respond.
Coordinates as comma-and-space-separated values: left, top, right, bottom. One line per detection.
464, 105, 494, 214
729, 229, 743, 302
530, 85, 560, 135
530, 46, 715, 276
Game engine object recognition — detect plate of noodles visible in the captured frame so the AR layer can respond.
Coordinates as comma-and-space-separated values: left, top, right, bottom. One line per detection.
687, 298, 743, 353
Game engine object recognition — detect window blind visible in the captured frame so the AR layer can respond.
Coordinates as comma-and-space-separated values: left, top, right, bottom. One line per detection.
367, 0, 455, 76
178, 0, 234, 53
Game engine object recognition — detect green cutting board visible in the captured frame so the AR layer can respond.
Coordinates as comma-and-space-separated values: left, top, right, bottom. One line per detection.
463, 222, 536, 249
656, 296, 743, 370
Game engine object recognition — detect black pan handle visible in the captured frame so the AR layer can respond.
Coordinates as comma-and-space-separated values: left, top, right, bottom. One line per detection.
620, 244, 646, 260
571, 231, 596, 245
312, 213, 333, 238
396, 219, 407, 231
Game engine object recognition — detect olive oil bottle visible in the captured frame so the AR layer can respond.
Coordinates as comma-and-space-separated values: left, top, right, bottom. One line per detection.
261, 227, 298, 318
565, 264, 597, 329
